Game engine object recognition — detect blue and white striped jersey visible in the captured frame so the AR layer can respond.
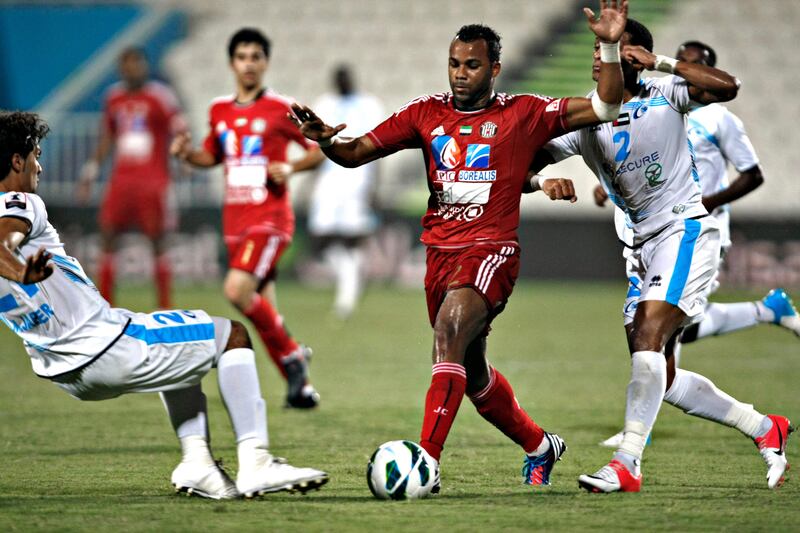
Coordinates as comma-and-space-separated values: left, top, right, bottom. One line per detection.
0, 192, 128, 377
545, 75, 707, 244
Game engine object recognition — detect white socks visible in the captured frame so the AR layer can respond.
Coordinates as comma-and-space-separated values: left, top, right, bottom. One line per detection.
616, 351, 666, 471
326, 244, 364, 318
160, 385, 214, 465
217, 347, 269, 446
664, 368, 767, 438
696, 301, 774, 339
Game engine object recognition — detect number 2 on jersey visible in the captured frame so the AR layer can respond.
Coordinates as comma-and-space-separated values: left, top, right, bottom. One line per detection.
613, 131, 630, 162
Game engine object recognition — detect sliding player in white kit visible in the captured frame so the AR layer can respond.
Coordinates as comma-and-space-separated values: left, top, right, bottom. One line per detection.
528, 20, 793, 492
0, 111, 328, 500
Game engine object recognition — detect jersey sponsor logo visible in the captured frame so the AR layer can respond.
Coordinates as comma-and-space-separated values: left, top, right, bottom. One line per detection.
430, 125, 445, 136
221, 130, 238, 156
251, 118, 267, 133
5, 193, 26, 210
431, 135, 462, 170
437, 182, 491, 205
633, 105, 648, 120
6, 303, 55, 333
465, 144, 490, 168
480, 121, 497, 138
458, 170, 496, 182
644, 163, 665, 187
615, 151, 660, 176
435, 203, 485, 222
436, 170, 456, 182
242, 135, 263, 156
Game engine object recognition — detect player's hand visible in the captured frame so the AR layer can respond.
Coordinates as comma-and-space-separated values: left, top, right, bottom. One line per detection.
170, 131, 193, 160
288, 103, 346, 143
593, 184, 610, 207
541, 178, 578, 203
268, 162, 293, 185
622, 45, 657, 71
584, 0, 628, 43
22, 248, 53, 284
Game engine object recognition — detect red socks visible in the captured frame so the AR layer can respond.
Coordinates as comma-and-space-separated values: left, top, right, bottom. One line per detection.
99, 253, 115, 305
155, 255, 172, 309
419, 363, 467, 461
469, 367, 544, 454
243, 294, 299, 379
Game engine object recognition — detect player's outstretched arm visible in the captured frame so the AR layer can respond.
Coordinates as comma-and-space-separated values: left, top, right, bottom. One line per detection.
170, 132, 217, 168
0, 218, 52, 283
563, 0, 627, 130
623, 46, 739, 104
702, 164, 764, 212
289, 103, 381, 168
522, 151, 578, 203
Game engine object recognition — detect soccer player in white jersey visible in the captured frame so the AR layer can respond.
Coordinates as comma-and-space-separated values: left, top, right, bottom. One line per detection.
594, 40, 799, 349
0, 111, 328, 499
528, 20, 793, 492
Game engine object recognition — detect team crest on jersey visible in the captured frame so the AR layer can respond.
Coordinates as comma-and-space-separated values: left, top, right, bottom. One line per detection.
479, 121, 497, 138
4, 193, 26, 210
465, 144, 490, 168
251, 118, 267, 133
216, 121, 228, 134
430, 125, 445, 136
431, 135, 462, 170
234, 117, 248, 127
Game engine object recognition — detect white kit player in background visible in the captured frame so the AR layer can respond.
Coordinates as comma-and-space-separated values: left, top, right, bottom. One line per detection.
308, 65, 384, 319
0, 111, 327, 500
594, 40, 799, 358
528, 20, 793, 492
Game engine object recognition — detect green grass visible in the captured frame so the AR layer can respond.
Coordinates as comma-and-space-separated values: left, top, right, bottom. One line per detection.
1, 281, 798, 531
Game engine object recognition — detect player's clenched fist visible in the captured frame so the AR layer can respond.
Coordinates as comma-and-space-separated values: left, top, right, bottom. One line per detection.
170, 131, 193, 160
542, 178, 578, 203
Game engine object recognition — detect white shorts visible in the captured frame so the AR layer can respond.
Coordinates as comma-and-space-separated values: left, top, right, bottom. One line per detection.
52, 309, 231, 401
622, 217, 721, 326
308, 170, 376, 237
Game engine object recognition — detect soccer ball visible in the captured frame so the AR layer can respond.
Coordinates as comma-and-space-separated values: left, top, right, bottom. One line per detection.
366, 440, 437, 500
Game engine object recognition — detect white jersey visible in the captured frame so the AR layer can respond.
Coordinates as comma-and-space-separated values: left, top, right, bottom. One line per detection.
0, 192, 128, 378
309, 92, 384, 236
545, 76, 707, 245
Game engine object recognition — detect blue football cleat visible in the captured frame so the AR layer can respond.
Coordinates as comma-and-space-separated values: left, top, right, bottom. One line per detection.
762, 289, 800, 337
522, 433, 567, 486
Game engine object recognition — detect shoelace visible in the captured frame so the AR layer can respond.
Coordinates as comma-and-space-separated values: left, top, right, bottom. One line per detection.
592, 464, 620, 482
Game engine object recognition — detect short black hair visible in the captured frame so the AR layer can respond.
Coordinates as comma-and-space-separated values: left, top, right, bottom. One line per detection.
677, 40, 717, 67
454, 24, 502, 63
0, 111, 49, 180
624, 19, 653, 52
119, 46, 146, 63
228, 28, 271, 59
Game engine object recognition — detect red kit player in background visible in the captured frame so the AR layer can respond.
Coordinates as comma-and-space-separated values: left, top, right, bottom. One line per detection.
79, 47, 187, 308
171, 28, 324, 408
291, 1, 628, 490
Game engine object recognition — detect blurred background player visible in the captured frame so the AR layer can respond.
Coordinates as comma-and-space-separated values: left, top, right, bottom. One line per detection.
78, 47, 187, 308
593, 39, 799, 355
291, 0, 628, 491
0, 111, 328, 500
530, 19, 793, 492
308, 65, 384, 320
171, 28, 324, 408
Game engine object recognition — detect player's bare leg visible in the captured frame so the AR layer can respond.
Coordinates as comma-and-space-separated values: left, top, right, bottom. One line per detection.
223, 269, 318, 408
98, 227, 118, 305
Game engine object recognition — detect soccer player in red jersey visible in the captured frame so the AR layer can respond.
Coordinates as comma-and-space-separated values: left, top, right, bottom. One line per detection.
171, 28, 324, 408
79, 47, 187, 309
291, 1, 629, 490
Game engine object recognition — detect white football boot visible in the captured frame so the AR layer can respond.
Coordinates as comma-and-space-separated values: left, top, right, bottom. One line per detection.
754, 414, 794, 489
171, 460, 239, 500
236, 448, 329, 498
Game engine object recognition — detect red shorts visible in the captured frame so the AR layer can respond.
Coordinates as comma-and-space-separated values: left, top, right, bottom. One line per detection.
99, 179, 174, 238
226, 228, 290, 282
424, 243, 520, 329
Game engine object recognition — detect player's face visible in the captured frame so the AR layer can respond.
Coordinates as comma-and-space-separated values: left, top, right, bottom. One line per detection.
592, 33, 635, 82
677, 45, 708, 66
448, 39, 500, 110
18, 145, 42, 194
230, 43, 268, 91
120, 54, 149, 88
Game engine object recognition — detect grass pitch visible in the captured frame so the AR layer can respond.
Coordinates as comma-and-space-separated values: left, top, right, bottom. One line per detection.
0, 281, 798, 532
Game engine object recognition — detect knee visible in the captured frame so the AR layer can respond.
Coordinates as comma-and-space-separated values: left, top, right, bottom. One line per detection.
225, 320, 253, 351
223, 278, 252, 310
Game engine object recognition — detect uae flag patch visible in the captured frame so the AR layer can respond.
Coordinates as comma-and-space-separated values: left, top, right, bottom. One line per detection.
459, 125, 472, 135
613, 113, 630, 127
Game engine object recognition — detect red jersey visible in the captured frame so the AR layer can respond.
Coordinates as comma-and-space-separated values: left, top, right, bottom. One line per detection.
368, 92, 569, 247
203, 89, 317, 239
103, 80, 184, 184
